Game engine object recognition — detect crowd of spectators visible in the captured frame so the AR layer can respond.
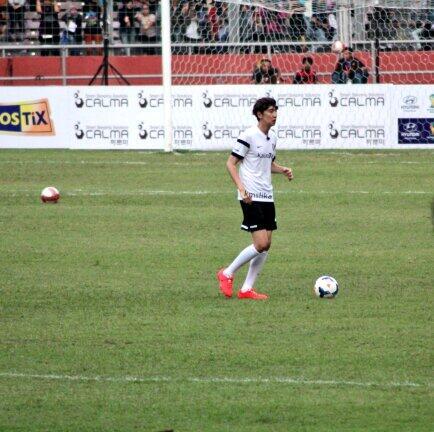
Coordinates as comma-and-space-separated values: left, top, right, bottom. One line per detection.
252, 46, 368, 85
0, 0, 432, 54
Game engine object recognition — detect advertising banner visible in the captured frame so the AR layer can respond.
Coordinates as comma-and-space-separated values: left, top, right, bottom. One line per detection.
0, 87, 69, 148
1, 85, 433, 149
393, 85, 434, 147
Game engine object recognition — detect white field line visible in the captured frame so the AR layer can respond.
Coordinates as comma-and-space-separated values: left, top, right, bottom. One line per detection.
0, 372, 430, 389
0, 159, 432, 166
0, 189, 431, 197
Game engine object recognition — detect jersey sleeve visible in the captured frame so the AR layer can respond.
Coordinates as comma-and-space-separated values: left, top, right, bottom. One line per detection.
231, 131, 250, 160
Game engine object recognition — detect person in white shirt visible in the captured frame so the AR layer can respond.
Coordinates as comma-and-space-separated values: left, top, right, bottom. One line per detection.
217, 97, 293, 300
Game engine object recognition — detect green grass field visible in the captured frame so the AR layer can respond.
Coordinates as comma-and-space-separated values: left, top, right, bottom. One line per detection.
0, 149, 433, 431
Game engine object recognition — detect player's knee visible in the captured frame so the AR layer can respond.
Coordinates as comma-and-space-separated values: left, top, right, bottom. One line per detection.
255, 240, 271, 252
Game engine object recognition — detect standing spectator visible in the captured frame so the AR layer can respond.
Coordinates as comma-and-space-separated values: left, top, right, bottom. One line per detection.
264, 8, 282, 52
287, 0, 307, 53
0, 5, 7, 42
135, 2, 157, 54
388, 19, 413, 51
7, 0, 26, 42
147, 0, 158, 14
293, 56, 317, 84
36, 0, 60, 56
183, 4, 200, 53
251, 8, 266, 54
310, 12, 334, 51
118, 0, 135, 52
252, 57, 281, 84
420, 21, 433, 51
239, 4, 254, 52
217, 15, 228, 42
171, 0, 188, 44
207, 0, 219, 43
61, 5, 83, 55
332, 47, 369, 84
83, 0, 102, 55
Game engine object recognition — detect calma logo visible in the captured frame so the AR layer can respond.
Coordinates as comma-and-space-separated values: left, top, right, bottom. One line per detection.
0, 99, 55, 135
328, 90, 339, 107
74, 91, 84, 108
328, 90, 385, 108
276, 93, 321, 108
138, 122, 148, 139
172, 95, 193, 108
328, 121, 339, 139
202, 122, 212, 139
202, 91, 212, 108
138, 123, 164, 140
138, 91, 163, 108
75, 122, 84, 139
203, 93, 257, 108
138, 92, 148, 108
74, 90, 128, 108
329, 123, 385, 142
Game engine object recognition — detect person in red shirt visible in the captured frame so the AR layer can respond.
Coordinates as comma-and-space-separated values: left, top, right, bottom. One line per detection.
293, 56, 317, 84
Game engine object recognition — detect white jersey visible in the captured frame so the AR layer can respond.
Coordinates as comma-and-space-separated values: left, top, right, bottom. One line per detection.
231, 125, 277, 202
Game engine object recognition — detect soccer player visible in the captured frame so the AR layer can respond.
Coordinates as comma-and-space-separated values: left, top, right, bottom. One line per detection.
217, 97, 293, 300
331, 47, 369, 84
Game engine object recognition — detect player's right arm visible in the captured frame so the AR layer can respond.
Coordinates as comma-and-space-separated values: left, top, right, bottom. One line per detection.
226, 155, 252, 204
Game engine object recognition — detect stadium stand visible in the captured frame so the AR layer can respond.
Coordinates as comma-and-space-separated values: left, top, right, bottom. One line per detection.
0, 0, 432, 85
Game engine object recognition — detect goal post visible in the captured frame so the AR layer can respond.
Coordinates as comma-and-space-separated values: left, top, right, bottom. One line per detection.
161, 0, 173, 152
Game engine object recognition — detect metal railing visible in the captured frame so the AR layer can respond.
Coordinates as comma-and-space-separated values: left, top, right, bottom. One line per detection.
0, 40, 432, 85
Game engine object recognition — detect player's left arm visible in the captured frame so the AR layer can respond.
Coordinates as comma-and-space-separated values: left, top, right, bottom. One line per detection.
271, 161, 293, 181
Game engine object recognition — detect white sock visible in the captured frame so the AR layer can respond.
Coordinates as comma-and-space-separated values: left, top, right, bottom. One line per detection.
241, 251, 268, 292
223, 245, 260, 277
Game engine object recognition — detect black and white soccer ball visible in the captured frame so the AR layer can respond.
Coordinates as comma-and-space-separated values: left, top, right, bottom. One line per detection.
314, 275, 339, 298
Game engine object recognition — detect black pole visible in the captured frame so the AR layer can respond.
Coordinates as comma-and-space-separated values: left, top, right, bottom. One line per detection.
373, 7, 381, 84
102, 0, 108, 85
89, 0, 130, 86
374, 36, 380, 83
103, 37, 109, 85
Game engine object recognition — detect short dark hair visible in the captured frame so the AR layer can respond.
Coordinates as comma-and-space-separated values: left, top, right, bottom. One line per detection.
252, 97, 278, 120
302, 56, 313, 65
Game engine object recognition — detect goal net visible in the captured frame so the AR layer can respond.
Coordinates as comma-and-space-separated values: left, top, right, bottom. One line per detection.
170, 0, 434, 85
166, 0, 433, 151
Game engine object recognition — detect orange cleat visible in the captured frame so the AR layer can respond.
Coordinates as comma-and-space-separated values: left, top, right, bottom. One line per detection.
217, 269, 234, 298
237, 289, 268, 300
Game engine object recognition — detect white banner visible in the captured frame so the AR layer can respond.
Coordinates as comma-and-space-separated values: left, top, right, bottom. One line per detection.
392, 85, 434, 147
1, 85, 433, 149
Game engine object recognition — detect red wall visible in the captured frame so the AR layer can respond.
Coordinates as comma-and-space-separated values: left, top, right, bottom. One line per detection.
1, 51, 433, 85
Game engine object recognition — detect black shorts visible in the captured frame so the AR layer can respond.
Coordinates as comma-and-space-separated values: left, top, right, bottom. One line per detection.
240, 201, 277, 232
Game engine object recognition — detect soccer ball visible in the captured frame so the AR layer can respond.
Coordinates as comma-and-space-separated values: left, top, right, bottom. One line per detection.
41, 186, 60, 203
314, 275, 339, 298
332, 40, 344, 53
